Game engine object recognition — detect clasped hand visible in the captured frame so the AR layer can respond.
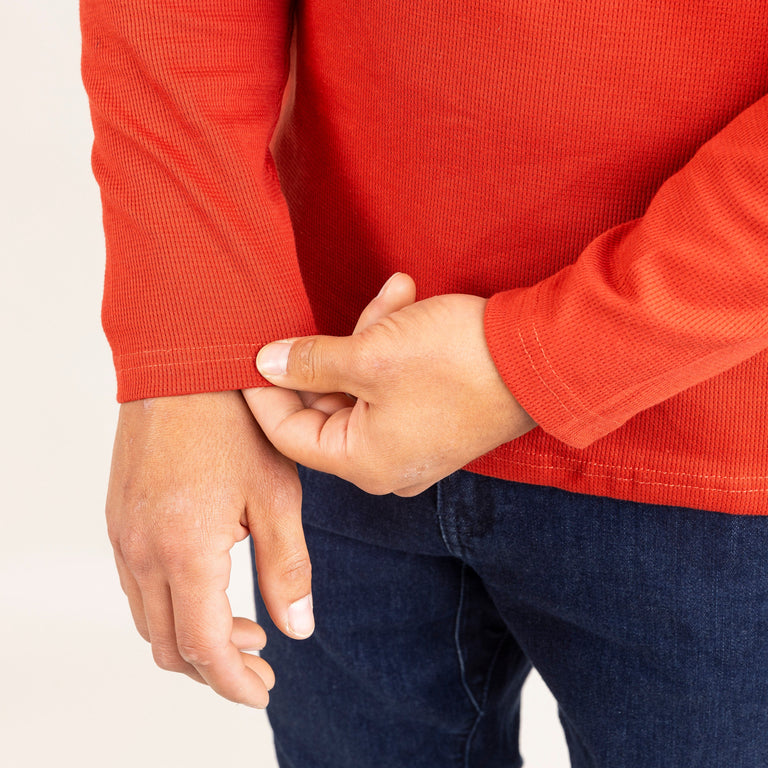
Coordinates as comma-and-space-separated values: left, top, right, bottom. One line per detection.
106, 273, 534, 711
245, 273, 535, 497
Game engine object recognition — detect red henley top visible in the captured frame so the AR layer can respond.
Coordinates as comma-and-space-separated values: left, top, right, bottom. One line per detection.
82, 0, 768, 514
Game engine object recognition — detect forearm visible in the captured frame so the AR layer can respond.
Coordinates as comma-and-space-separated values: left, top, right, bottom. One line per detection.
485, 93, 768, 448
81, 0, 315, 402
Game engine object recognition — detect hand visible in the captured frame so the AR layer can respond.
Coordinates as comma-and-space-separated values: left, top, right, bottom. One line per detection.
244, 274, 536, 497
106, 390, 314, 708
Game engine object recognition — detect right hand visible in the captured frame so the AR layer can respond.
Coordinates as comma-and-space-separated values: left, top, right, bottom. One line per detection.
106, 390, 313, 708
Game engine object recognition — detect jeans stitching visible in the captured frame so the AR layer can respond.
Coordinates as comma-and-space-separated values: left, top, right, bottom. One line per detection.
436, 476, 460, 557
455, 564, 481, 715
460, 584, 516, 768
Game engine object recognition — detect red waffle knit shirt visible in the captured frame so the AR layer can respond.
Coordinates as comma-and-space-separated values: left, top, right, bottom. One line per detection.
81, 0, 768, 514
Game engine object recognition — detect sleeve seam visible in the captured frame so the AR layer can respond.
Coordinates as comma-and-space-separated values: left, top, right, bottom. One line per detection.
116, 354, 256, 375
115, 342, 258, 361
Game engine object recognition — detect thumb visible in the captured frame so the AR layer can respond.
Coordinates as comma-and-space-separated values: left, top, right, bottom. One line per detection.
353, 272, 417, 333
257, 334, 362, 396
248, 462, 315, 640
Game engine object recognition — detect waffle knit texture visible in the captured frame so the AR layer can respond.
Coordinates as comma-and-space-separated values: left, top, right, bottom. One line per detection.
81, 0, 768, 514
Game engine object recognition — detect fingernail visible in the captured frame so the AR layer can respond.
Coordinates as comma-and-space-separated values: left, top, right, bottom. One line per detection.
377, 272, 401, 298
257, 342, 291, 377
287, 594, 315, 639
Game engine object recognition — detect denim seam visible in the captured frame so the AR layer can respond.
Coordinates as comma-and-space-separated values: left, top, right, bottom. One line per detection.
463, 710, 485, 768
436, 477, 460, 557
461, 596, 514, 768
455, 564, 482, 715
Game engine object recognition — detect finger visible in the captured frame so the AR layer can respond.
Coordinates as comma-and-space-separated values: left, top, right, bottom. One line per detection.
245, 385, 354, 475
113, 550, 150, 642
299, 390, 356, 414
233, 618, 274, 687
141, 579, 206, 684
169, 566, 272, 707
353, 272, 417, 334
231, 617, 267, 651
246, 458, 315, 640
242, 653, 276, 691
256, 334, 364, 397
244, 387, 354, 421
287, 275, 415, 414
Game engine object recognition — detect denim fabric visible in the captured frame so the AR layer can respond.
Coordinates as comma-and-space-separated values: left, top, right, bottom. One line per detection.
253, 468, 768, 768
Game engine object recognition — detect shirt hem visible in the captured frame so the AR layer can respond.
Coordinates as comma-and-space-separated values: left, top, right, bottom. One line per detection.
466, 446, 768, 516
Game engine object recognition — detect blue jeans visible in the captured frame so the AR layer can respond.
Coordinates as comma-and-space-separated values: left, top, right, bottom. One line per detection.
253, 468, 768, 767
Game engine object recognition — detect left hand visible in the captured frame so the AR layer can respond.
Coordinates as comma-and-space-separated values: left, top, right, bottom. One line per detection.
244, 274, 536, 496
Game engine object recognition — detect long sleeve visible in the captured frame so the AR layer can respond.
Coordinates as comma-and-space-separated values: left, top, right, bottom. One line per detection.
81, 0, 315, 402
485, 93, 768, 449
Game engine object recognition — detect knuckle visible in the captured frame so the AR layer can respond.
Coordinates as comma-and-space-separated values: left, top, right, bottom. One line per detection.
118, 518, 194, 579
279, 552, 312, 587
290, 338, 319, 385
152, 529, 190, 568
176, 644, 207, 666
177, 638, 224, 667
152, 645, 185, 672
118, 527, 153, 575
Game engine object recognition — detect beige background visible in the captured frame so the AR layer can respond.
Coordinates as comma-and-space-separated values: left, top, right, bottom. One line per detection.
0, 2, 568, 765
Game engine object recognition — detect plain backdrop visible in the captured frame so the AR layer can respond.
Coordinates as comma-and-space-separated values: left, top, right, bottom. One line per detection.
0, 3, 569, 766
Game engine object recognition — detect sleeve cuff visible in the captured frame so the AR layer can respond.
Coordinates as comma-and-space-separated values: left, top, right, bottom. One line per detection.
113, 343, 279, 402
484, 284, 625, 449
